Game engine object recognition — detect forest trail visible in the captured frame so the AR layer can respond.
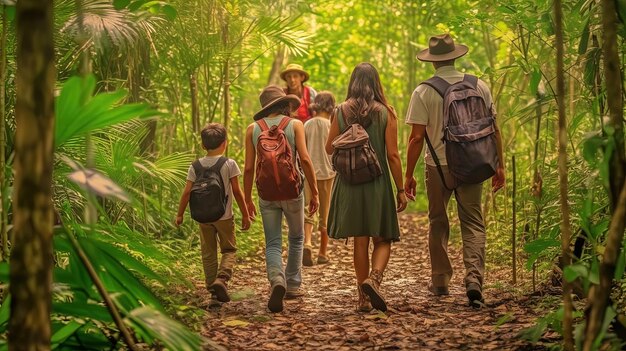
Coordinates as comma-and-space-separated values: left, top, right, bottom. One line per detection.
191, 213, 547, 350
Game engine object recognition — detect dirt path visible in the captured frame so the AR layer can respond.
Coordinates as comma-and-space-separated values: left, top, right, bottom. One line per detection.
194, 213, 545, 350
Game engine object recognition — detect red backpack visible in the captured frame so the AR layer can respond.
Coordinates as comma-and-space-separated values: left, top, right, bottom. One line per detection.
255, 117, 302, 201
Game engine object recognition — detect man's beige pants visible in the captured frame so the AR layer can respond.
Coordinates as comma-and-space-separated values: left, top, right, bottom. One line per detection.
199, 218, 237, 289
425, 165, 485, 289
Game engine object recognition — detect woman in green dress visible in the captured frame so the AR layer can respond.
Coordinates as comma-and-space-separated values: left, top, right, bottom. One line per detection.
325, 63, 407, 312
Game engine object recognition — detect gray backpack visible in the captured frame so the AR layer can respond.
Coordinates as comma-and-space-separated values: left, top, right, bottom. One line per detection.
331, 105, 382, 184
421, 75, 498, 189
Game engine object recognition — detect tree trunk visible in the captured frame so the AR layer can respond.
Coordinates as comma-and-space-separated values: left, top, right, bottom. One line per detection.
554, 1, 574, 349
9, 0, 55, 349
190, 70, 200, 133
267, 45, 286, 86
602, 0, 626, 210
584, 0, 626, 347
221, 8, 230, 156
0, 5, 8, 262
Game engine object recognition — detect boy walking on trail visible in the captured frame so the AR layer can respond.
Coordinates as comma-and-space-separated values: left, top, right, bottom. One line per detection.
281, 63, 317, 123
243, 85, 319, 313
176, 123, 250, 307
404, 34, 505, 308
302, 91, 336, 266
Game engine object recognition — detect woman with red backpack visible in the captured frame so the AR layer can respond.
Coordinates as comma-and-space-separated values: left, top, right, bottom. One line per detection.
243, 85, 320, 313
325, 63, 408, 313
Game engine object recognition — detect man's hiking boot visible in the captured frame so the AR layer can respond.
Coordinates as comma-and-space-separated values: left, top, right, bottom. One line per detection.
302, 245, 314, 267
428, 283, 450, 296
467, 282, 484, 308
285, 287, 305, 300
361, 269, 387, 312
268, 283, 286, 313
210, 278, 230, 303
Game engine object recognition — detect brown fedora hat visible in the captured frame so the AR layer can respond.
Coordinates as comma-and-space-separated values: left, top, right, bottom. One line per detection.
253, 85, 301, 121
280, 63, 310, 83
417, 34, 468, 62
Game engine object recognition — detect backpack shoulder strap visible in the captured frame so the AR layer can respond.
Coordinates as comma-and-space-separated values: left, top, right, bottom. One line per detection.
210, 156, 228, 173
463, 74, 478, 88
421, 76, 450, 98
277, 116, 292, 131
256, 119, 269, 131
192, 159, 204, 180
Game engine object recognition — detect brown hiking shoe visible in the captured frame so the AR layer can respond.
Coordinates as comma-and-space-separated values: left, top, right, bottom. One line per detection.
467, 283, 484, 308
428, 283, 450, 296
317, 255, 330, 265
285, 287, 305, 299
268, 283, 286, 313
361, 269, 387, 312
210, 279, 230, 303
302, 245, 314, 267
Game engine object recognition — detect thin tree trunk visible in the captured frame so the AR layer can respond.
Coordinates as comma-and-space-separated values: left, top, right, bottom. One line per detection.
0, 5, 8, 262
9, 0, 55, 349
554, 1, 574, 349
267, 45, 286, 86
190, 70, 200, 133
601, 0, 626, 210
584, 0, 626, 347
221, 8, 230, 155
512, 155, 517, 285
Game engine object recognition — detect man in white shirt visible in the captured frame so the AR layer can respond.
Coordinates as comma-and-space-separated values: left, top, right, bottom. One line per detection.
404, 34, 505, 307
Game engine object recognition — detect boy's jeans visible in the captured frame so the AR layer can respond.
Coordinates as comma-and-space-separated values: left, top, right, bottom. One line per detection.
259, 193, 304, 290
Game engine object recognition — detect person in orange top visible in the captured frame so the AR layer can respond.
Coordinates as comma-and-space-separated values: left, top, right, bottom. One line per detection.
281, 63, 317, 123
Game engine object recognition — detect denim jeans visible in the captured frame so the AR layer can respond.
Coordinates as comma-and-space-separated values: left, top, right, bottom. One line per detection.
259, 193, 304, 289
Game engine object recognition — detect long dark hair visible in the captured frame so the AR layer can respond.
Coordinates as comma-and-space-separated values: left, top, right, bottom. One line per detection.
342, 63, 395, 127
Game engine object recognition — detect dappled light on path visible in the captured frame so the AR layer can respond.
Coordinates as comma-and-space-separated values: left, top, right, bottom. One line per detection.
194, 214, 546, 350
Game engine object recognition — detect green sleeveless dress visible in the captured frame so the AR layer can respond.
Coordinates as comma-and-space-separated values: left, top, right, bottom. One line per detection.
328, 103, 401, 242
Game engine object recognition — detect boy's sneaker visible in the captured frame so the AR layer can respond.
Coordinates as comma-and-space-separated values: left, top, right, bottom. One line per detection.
302, 245, 314, 267
210, 278, 230, 303
466, 282, 484, 308
285, 287, 305, 300
268, 283, 286, 313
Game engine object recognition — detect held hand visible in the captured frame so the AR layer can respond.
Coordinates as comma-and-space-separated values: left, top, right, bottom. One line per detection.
492, 167, 505, 193
404, 176, 417, 201
308, 195, 319, 215
241, 215, 251, 231
175, 215, 183, 226
246, 200, 257, 220
396, 191, 408, 213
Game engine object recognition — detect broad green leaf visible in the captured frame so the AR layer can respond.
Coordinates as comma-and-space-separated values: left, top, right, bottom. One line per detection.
53, 302, 113, 323
113, 0, 131, 9
51, 320, 83, 348
0, 262, 8, 282
529, 68, 541, 96
162, 4, 177, 20
126, 306, 202, 351
0, 295, 10, 333
564, 264, 587, 282
523, 238, 560, 254
615, 249, 626, 280
578, 19, 590, 55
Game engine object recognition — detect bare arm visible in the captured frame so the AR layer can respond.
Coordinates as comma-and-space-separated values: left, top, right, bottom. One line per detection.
325, 112, 340, 155
243, 123, 257, 218
175, 181, 193, 225
492, 117, 506, 192
230, 176, 250, 230
385, 110, 407, 212
294, 120, 319, 214
404, 124, 426, 201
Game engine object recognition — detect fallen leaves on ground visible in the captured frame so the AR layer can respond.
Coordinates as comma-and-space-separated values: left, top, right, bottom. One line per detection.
186, 213, 550, 350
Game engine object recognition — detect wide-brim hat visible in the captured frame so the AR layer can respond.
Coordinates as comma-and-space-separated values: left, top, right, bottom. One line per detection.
417, 34, 468, 62
280, 63, 310, 83
253, 85, 301, 121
